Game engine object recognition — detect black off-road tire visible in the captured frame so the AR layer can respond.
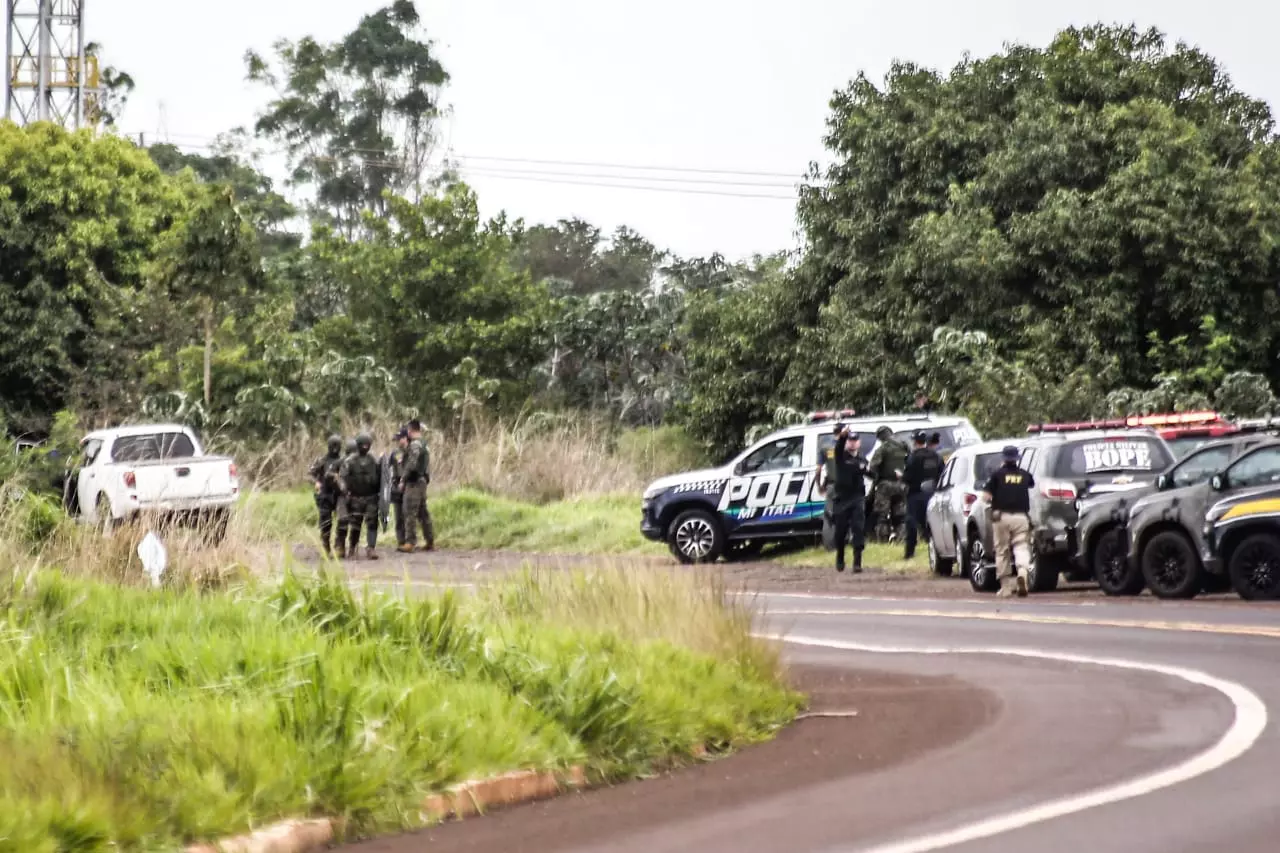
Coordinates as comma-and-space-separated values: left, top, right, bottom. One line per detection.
1228, 533, 1280, 601
1141, 530, 1202, 600
1094, 528, 1144, 596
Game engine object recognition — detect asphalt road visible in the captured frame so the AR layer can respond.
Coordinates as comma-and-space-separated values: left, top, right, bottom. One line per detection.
337, 560, 1280, 853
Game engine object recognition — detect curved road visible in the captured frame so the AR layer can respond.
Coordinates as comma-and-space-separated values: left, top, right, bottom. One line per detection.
349, 583, 1280, 853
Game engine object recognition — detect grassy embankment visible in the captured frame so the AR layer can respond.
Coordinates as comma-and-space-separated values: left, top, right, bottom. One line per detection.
239, 418, 927, 574
0, 565, 800, 850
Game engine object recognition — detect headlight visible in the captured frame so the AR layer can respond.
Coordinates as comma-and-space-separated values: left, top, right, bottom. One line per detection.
643, 485, 663, 501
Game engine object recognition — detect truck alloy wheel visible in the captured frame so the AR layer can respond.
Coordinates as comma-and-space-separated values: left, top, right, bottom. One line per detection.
967, 537, 997, 593
1094, 528, 1143, 596
1228, 533, 1280, 601
1141, 531, 1201, 600
668, 510, 724, 565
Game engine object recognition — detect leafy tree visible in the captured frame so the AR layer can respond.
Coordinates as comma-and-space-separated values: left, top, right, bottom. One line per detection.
83, 42, 135, 127
157, 186, 266, 406
783, 23, 1280, 428
442, 356, 499, 443
513, 220, 666, 295
0, 123, 186, 425
245, 0, 449, 235
313, 183, 551, 406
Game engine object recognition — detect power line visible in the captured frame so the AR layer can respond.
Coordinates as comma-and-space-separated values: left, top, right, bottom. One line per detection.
457, 169, 797, 200
123, 131, 803, 181
453, 163, 797, 189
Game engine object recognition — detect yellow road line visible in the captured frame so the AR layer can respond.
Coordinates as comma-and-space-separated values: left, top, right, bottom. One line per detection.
766, 608, 1280, 640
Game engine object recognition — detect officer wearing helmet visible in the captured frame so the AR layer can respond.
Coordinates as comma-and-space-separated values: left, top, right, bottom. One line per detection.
308, 434, 345, 557
336, 432, 383, 560
869, 426, 909, 541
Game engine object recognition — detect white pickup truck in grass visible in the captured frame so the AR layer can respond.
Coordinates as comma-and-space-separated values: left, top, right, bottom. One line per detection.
65, 424, 240, 539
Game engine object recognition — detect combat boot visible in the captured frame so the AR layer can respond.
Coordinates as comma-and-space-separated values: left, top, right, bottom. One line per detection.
397, 543, 415, 554
365, 546, 379, 561
853, 549, 863, 573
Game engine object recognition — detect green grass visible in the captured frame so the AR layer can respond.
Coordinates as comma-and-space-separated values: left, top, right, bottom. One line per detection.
0, 568, 798, 851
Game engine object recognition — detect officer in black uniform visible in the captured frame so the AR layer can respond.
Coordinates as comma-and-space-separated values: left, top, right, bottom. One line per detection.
903, 430, 943, 560
982, 445, 1036, 598
821, 424, 869, 573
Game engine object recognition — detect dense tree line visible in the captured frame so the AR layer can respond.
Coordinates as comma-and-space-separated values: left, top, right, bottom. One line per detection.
2, 13, 1280, 449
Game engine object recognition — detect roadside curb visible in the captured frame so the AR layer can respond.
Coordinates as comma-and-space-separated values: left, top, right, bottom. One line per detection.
183, 766, 588, 853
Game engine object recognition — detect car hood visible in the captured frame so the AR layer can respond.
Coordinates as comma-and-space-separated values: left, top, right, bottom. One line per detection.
1078, 483, 1155, 516
644, 467, 733, 496
1206, 484, 1280, 520
1128, 484, 1202, 517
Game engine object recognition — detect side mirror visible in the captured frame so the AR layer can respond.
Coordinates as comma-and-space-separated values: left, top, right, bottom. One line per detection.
1156, 474, 1169, 491
1210, 474, 1225, 492
732, 462, 745, 477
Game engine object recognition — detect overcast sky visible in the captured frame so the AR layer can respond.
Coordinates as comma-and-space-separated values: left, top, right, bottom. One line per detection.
63, 1, 1280, 259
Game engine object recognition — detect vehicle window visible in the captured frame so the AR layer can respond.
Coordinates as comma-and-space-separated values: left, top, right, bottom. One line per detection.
1165, 436, 1213, 459
110, 432, 196, 463
973, 452, 1004, 487
1019, 447, 1038, 471
740, 436, 804, 475
1226, 447, 1280, 489
817, 432, 875, 460
1170, 446, 1233, 489
1053, 437, 1174, 478
81, 438, 103, 466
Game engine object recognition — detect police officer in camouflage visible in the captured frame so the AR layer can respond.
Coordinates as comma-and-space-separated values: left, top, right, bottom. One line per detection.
336, 433, 382, 560
399, 419, 435, 553
309, 434, 345, 557
869, 426, 909, 541
383, 428, 409, 548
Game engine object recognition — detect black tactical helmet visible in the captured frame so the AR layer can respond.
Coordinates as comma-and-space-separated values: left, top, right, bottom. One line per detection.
355, 433, 373, 453
327, 434, 342, 454
913, 430, 928, 444
876, 426, 893, 440
344, 437, 357, 454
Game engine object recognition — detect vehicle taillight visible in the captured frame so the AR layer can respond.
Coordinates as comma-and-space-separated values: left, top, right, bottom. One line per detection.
1041, 480, 1076, 501
962, 492, 978, 516
124, 471, 136, 489
229, 462, 238, 479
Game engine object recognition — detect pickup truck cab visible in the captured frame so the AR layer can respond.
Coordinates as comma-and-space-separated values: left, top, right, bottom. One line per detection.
1203, 483, 1280, 600
65, 424, 239, 539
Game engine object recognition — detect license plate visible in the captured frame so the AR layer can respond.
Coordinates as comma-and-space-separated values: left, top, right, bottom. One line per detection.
1112, 475, 1133, 485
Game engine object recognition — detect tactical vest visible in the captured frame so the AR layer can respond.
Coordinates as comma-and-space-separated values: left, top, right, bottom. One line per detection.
346, 454, 380, 497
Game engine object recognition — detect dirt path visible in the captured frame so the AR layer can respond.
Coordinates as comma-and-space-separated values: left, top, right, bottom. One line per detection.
342, 664, 997, 852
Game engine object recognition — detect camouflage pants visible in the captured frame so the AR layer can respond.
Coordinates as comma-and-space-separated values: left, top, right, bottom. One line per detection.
872, 481, 907, 540
402, 482, 434, 548
315, 494, 338, 552
337, 494, 378, 551
389, 491, 405, 546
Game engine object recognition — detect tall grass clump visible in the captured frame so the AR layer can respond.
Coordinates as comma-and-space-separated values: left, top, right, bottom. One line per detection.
0, 568, 799, 850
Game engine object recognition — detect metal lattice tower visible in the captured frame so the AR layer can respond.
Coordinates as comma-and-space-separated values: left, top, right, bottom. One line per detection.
5, 0, 97, 128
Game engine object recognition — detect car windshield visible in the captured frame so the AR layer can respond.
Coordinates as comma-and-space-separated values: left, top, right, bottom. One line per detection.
891, 426, 972, 454
1165, 435, 1217, 459
1053, 436, 1174, 479
1169, 444, 1234, 489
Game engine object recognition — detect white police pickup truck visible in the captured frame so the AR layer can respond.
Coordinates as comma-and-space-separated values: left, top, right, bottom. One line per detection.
65, 424, 240, 540
641, 412, 982, 563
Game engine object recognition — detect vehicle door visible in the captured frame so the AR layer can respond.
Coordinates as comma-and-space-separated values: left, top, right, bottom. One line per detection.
1166, 444, 1236, 491
928, 456, 959, 557
75, 438, 105, 520
720, 432, 812, 534
1219, 446, 1280, 498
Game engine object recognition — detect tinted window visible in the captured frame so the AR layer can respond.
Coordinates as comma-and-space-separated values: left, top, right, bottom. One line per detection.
892, 426, 970, 454
740, 436, 804, 475
1226, 447, 1280, 489
1053, 437, 1173, 479
1170, 446, 1233, 489
81, 438, 104, 466
111, 432, 196, 463
973, 453, 1005, 487
1165, 436, 1213, 459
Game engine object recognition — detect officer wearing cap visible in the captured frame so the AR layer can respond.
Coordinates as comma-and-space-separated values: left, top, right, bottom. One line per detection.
982, 445, 1035, 598
902, 430, 943, 560
818, 423, 869, 573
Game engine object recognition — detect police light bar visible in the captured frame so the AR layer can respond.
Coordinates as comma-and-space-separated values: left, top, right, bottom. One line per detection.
1027, 419, 1126, 433
1124, 410, 1222, 428
807, 409, 857, 423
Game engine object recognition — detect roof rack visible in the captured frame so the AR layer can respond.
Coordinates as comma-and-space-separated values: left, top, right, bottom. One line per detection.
806, 409, 857, 424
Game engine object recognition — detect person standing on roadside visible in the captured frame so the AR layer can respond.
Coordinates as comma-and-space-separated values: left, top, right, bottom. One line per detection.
337, 432, 382, 561
820, 424, 869, 573
399, 419, 436, 553
983, 445, 1035, 598
309, 434, 344, 557
902, 430, 943, 560
382, 428, 409, 548
869, 426, 909, 540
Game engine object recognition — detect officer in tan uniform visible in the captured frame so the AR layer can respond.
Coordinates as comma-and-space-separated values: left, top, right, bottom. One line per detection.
982, 445, 1035, 598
